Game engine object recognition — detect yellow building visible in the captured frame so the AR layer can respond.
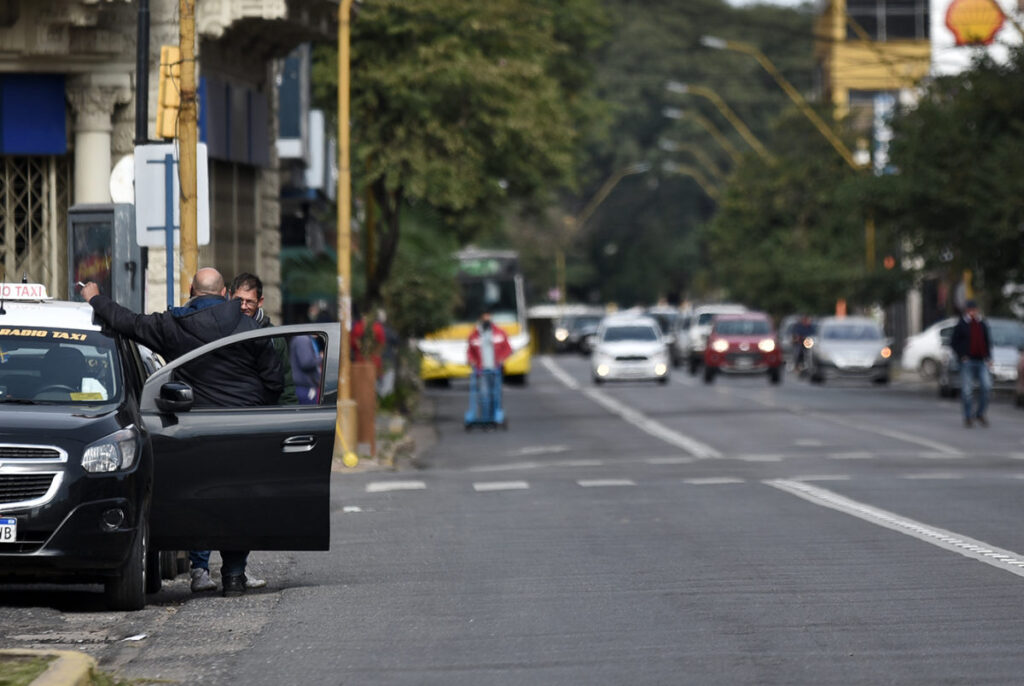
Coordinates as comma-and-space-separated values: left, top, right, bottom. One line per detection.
815, 0, 932, 124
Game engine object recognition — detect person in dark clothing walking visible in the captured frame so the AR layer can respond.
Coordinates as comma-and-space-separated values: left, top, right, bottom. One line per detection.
950, 299, 992, 427
230, 272, 297, 405
81, 268, 283, 596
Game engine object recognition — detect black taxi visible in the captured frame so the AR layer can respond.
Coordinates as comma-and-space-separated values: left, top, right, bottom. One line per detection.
0, 284, 337, 609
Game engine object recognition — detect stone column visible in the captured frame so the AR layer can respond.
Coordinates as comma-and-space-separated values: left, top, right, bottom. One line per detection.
66, 74, 132, 204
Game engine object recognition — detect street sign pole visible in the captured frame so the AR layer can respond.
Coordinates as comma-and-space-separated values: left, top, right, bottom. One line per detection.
147, 153, 177, 308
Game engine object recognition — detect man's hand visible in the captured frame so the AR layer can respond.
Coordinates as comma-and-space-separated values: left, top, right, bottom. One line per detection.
80, 282, 100, 302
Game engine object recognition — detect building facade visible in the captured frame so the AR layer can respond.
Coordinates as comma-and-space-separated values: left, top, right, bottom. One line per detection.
0, 0, 333, 317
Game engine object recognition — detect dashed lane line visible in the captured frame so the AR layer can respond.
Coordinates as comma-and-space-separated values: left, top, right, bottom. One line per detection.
802, 411, 963, 457
901, 472, 963, 480
683, 477, 745, 485
766, 479, 1024, 580
540, 357, 722, 459
473, 481, 530, 492
577, 479, 636, 488
365, 480, 427, 493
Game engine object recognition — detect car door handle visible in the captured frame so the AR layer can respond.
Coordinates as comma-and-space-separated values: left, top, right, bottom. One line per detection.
282, 435, 317, 453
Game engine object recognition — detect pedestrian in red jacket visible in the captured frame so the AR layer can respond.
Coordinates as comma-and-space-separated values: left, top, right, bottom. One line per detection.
467, 311, 512, 371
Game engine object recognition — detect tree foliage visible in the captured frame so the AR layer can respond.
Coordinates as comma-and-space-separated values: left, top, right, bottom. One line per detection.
874, 48, 1024, 310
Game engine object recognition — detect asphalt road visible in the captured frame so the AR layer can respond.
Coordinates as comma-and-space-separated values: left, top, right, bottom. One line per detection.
3, 357, 1024, 685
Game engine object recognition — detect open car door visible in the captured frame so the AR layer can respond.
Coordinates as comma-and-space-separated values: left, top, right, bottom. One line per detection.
141, 323, 339, 551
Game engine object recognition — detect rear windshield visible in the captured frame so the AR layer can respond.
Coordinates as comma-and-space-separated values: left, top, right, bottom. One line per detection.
602, 325, 658, 342
821, 323, 883, 341
0, 328, 121, 404
715, 319, 771, 336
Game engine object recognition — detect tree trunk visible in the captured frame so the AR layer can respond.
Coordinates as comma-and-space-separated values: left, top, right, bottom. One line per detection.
367, 180, 402, 305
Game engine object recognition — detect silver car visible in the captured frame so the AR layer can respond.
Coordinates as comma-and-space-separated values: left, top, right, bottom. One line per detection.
937, 317, 1024, 398
591, 316, 671, 385
805, 316, 892, 384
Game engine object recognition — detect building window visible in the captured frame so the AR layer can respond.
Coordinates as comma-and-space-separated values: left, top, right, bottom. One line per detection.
846, 0, 930, 41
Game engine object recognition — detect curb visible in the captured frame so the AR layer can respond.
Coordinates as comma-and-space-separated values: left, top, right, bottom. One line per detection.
0, 649, 96, 686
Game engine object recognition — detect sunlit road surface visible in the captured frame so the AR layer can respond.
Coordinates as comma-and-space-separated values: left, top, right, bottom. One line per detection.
4, 356, 1024, 685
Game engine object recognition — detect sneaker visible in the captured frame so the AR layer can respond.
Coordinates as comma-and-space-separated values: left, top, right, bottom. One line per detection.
244, 574, 267, 589
190, 567, 216, 593
976, 415, 988, 427
222, 574, 246, 597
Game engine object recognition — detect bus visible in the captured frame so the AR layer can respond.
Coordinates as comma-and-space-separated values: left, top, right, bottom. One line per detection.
418, 247, 531, 383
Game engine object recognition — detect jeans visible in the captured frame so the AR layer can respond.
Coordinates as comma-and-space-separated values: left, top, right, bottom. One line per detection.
189, 549, 249, 577
960, 358, 992, 420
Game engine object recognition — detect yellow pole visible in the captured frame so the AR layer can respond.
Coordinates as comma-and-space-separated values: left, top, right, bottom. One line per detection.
660, 139, 727, 181
178, 0, 198, 301
666, 82, 774, 163
336, 0, 357, 467
663, 161, 720, 200
687, 111, 743, 166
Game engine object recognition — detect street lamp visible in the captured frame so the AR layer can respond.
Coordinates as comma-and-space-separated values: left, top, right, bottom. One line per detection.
700, 34, 876, 271
662, 107, 742, 165
557, 162, 650, 305
664, 80, 774, 163
658, 138, 726, 182
700, 35, 859, 172
662, 161, 719, 200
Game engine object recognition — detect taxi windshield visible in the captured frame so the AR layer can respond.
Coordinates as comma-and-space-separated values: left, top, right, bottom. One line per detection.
0, 328, 120, 405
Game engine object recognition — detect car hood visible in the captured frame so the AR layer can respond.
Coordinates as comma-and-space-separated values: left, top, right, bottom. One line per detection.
596, 341, 664, 356
0, 406, 122, 446
817, 340, 885, 356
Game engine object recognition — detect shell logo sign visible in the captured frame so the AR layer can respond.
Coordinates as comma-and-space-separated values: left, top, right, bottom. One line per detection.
945, 0, 1005, 45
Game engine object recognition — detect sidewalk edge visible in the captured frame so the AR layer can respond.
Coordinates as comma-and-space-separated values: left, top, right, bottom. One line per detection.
0, 649, 97, 686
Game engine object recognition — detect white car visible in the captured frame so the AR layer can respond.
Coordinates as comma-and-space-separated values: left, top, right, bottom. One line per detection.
900, 317, 956, 380
591, 316, 670, 384
683, 303, 747, 375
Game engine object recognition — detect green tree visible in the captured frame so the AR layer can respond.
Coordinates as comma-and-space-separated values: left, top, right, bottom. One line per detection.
875, 49, 1024, 311
313, 0, 608, 304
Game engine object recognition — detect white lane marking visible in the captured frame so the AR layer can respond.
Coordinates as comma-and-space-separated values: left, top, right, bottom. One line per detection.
508, 445, 570, 457
684, 477, 745, 485
803, 411, 962, 456
795, 438, 824, 447
467, 461, 540, 472
788, 474, 851, 482
902, 472, 963, 480
577, 479, 636, 488
917, 451, 964, 460
766, 479, 1024, 579
828, 451, 875, 460
551, 459, 605, 468
342, 506, 363, 513
365, 480, 427, 493
735, 454, 784, 462
541, 357, 722, 459
645, 456, 696, 465
473, 481, 530, 492
540, 357, 580, 390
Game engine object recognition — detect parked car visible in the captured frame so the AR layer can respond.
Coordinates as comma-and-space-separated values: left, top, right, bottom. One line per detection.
682, 303, 747, 375
646, 307, 683, 367
703, 313, 783, 384
591, 316, 670, 384
554, 313, 604, 353
805, 316, 892, 384
901, 317, 957, 380
937, 317, 1024, 398
0, 284, 337, 610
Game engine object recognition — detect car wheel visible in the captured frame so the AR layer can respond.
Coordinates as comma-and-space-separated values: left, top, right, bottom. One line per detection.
593, 376, 604, 385
809, 367, 824, 384
919, 358, 938, 380
703, 367, 716, 384
769, 367, 782, 385
658, 375, 669, 385
938, 382, 951, 398
105, 512, 148, 611
873, 375, 890, 385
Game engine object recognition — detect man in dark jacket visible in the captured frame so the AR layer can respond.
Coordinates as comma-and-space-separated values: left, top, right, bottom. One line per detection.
950, 299, 992, 427
81, 268, 283, 597
229, 272, 298, 405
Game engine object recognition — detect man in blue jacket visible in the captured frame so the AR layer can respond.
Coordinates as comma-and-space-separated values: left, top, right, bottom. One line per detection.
950, 299, 992, 428
81, 267, 283, 596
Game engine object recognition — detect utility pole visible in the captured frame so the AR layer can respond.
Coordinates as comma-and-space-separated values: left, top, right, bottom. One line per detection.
178, 0, 198, 301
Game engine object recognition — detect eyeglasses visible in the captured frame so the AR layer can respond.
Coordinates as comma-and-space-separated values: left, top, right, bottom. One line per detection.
238, 298, 260, 308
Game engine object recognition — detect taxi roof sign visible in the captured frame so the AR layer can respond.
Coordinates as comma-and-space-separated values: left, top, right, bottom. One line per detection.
0, 283, 51, 300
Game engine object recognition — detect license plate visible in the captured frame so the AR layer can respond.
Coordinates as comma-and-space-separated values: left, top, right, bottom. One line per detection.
735, 357, 753, 369
0, 517, 15, 542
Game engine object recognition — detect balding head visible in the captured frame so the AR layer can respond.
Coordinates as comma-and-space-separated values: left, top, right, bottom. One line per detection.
191, 267, 226, 297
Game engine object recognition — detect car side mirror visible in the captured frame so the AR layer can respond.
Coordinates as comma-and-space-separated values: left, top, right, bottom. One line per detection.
156, 381, 194, 414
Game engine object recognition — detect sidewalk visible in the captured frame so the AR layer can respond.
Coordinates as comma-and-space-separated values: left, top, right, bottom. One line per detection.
0, 649, 96, 686
332, 396, 436, 473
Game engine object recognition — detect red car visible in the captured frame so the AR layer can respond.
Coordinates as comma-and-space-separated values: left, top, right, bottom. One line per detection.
703, 313, 783, 384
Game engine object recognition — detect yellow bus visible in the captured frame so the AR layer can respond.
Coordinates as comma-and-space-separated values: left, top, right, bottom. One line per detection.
418, 248, 531, 383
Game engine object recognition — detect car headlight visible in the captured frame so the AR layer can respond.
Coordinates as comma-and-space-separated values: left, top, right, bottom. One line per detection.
555, 327, 569, 342
711, 339, 730, 353
758, 339, 776, 353
82, 427, 139, 473
880, 346, 892, 360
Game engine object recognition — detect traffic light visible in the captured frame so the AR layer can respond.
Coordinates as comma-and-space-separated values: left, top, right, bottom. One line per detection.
155, 45, 181, 139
